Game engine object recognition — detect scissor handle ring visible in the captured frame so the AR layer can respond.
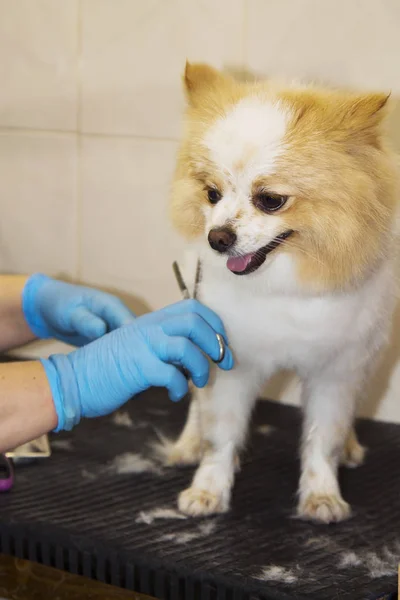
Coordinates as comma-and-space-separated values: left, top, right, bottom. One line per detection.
214, 334, 226, 364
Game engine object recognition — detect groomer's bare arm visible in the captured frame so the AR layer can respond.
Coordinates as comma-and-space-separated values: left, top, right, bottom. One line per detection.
0, 361, 57, 453
0, 275, 36, 352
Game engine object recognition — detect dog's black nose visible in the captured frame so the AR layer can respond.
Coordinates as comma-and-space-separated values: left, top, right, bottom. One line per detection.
208, 228, 237, 253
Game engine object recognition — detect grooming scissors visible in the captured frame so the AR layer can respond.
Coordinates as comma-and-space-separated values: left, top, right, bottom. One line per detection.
172, 259, 225, 365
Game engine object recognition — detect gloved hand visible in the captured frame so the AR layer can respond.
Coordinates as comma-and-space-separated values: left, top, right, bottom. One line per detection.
22, 274, 135, 346
41, 299, 234, 431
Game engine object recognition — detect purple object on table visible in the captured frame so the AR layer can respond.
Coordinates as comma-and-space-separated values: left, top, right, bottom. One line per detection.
0, 454, 14, 492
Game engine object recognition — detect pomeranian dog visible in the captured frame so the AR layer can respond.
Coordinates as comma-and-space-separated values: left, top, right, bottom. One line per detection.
165, 62, 399, 523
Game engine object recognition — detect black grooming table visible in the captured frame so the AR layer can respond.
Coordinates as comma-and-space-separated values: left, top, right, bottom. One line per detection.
0, 385, 399, 600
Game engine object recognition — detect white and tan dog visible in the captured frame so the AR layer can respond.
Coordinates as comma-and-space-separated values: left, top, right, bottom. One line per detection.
165, 63, 399, 524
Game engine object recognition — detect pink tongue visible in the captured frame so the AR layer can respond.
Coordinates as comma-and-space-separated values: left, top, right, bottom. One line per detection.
227, 253, 254, 273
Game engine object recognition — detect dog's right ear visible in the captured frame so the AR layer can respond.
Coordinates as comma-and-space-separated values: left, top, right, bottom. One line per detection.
183, 62, 227, 107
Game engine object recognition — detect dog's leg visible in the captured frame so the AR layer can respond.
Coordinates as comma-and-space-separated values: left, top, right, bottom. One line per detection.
297, 373, 362, 524
178, 365, 262, 516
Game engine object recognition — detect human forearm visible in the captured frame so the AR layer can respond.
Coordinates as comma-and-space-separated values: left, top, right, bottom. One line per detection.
0, 275, 36, 351
0, 361, 57, 453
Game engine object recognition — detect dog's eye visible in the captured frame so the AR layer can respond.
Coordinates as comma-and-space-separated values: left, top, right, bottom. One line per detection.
254, 193, 288, 213
207, 188, 222, 205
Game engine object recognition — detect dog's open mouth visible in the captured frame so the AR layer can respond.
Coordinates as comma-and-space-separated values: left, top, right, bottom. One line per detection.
227, 230, 294, 275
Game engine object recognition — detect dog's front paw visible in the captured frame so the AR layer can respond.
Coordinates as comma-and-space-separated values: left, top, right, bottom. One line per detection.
297, 493, 351, 524
178, 486, 229, 516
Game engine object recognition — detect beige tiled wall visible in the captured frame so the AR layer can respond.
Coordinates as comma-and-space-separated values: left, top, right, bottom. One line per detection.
1, 0, 400, 420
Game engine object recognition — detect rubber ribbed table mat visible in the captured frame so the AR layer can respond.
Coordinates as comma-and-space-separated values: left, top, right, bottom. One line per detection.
0, 386, 398, 600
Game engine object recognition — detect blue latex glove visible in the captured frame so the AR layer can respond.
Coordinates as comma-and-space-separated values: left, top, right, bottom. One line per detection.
22, 274, 135, 346
41, 299, 234, 431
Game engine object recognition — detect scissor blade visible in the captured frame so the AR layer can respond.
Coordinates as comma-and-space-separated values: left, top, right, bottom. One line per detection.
172, 261, 190, 300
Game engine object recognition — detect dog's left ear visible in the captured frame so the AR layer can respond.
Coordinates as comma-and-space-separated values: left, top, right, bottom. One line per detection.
183, 62, 229, 107
340, 92, 391, 147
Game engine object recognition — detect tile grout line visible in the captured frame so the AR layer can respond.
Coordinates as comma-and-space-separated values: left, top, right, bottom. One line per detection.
242, 0, 248, 72
76, 0, 83, 282
0, 126, 178, 144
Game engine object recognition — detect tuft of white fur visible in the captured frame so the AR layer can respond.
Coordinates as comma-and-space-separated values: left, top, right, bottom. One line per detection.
339, 547, 399, 579
254, 565, 300, 584
203, 97, 289, 181
106, 452, 162, 476
366, 552, 395, 579
339, 551, 362, 568
135, 507, 187, 525
79, 452, 163, 481
305, 537, 399, 578
151, 433, 175, 462
158, 521, 216, 545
